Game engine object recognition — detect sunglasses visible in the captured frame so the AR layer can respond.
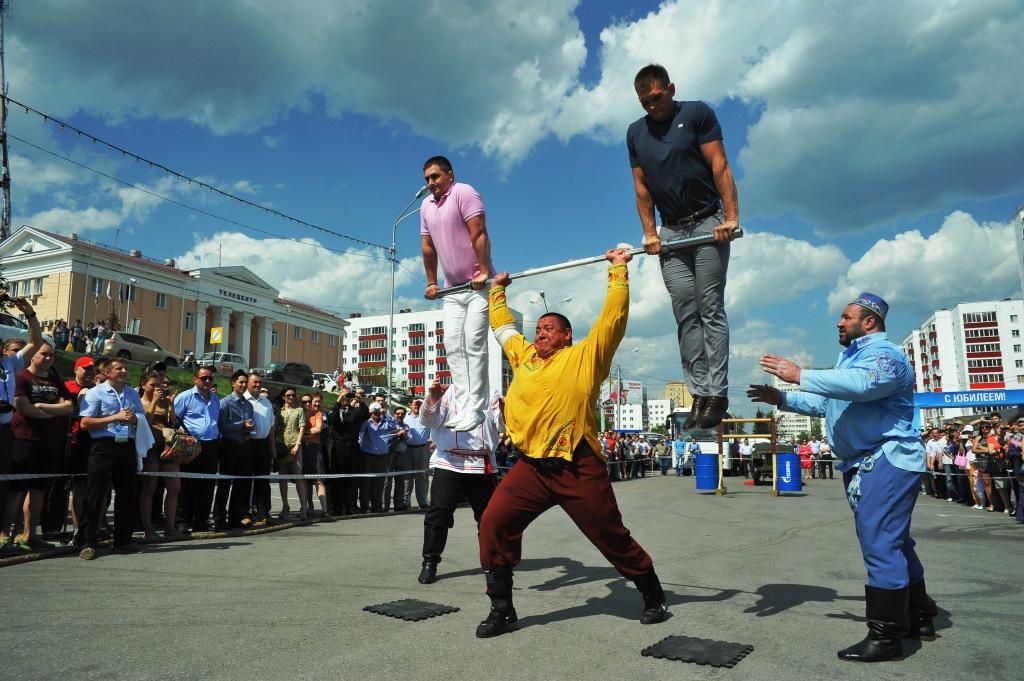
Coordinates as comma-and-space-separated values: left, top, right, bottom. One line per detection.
301, 400, 312, 405
197, 376, 213, 382
284, 393, 296, 398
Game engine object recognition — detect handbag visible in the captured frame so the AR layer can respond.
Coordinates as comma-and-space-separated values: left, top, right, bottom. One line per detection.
161, 428, 201, 464
954, 451, 968, 469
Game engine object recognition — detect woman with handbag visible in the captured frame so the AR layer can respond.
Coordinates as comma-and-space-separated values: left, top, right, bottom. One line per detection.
972, 424, 997, 511
138, 371, 187, 538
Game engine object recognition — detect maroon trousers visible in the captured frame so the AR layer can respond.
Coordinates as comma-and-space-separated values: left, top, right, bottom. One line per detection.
479, 450, 654, 580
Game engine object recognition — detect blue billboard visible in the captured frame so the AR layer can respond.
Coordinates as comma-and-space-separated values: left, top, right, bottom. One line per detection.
914, 389, 1024, 409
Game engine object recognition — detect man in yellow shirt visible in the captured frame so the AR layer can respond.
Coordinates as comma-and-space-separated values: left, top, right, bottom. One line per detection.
475, 247, 667, 638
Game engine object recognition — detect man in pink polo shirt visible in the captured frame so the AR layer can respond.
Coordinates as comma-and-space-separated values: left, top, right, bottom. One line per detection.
421, 155, 495, 432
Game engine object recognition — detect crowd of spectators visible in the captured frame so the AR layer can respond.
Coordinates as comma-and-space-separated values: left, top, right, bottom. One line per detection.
921, 414, 1024, 521
13, 291, 1018, 563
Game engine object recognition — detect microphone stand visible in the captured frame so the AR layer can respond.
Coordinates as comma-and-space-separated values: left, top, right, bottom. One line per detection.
388, 187, 429, 406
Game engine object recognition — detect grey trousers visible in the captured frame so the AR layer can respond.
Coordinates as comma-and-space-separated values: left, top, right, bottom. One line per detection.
659, 215, 730, 397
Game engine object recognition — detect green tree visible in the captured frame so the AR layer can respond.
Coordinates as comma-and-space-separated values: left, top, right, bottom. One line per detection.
810, 418, 823, 439
753, 408, 771, 434
105, 310, 121, 332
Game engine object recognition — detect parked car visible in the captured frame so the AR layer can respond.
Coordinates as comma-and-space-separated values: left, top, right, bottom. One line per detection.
310, 372, 340, 393
260, 361, 313, 386
0, 311, 29, 345
103, 332, 180, 366
196, 351, 247, 376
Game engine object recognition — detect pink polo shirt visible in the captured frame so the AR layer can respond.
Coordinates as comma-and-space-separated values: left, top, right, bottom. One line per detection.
420, 182, 494, 287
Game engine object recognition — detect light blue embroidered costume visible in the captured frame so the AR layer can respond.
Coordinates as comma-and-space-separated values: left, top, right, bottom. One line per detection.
778, 331, 926, 590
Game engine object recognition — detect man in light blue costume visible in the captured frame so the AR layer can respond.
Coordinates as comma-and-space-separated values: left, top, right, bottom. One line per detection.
747, 292, 937, 663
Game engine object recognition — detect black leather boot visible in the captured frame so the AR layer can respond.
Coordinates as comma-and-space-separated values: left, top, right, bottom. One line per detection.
634, 569, 668, 624
476, 566, 518, 638
417, 561, 438, 584
697, 395, 729, 429
683, 397, 705, 430
837, 585, 909, 662
907, 579, 938, 640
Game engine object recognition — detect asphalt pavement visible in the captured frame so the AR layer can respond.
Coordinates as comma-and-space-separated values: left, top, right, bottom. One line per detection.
3, 473, 1019, 681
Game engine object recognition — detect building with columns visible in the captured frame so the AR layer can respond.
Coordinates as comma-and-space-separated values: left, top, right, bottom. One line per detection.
0, 226, 346, 371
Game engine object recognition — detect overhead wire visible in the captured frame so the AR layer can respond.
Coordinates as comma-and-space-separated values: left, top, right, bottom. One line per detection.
9, 133, 395, 263
3, 94, 388, 251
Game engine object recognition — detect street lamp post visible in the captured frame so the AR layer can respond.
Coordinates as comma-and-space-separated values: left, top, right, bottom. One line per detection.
389, 186, 429, 398
529, 291, 572, 314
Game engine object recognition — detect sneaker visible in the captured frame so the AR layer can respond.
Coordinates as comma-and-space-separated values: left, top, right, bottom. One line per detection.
973, 504, 983, 510
239, 516, 253, 528
640, 595, 669, 624
945, 498, 953, 502
79, 546, 97, 561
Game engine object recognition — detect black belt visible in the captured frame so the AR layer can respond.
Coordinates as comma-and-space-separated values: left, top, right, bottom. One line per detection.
520, 442, 594, 474
663, 203, 720, 228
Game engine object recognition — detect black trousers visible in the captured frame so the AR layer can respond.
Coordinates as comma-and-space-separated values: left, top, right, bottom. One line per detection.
213, 439, 253, 526
358, 452, 391, 514
816, 458, 834, 479
330, 438, 361, 515
385, 446, 412, 512
0, 425, 11, 526
177, 439, 219, 530
79, 438, 137, 547
423, 467, 496, 564
250, 437, 273, 518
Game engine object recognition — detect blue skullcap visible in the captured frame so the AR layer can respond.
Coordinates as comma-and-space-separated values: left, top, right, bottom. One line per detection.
850, 292, 888, 320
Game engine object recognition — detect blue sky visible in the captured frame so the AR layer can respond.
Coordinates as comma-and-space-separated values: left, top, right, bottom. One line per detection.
5, 0, 1024, 414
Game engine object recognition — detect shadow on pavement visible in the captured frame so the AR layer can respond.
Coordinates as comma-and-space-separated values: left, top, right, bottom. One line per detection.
137, 541, 252, 554
501, 557, 741, 629
744, 582, 859, 617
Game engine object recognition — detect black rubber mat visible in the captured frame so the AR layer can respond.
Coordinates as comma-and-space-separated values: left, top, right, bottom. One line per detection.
641, 635, 754, 668
363, 599, 460, 621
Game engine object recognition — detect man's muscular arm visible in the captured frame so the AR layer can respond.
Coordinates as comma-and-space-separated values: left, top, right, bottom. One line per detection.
700, 140, 739, 243
422, 235, 440, 299
631, 166, 661, 255
466, 214, 493, 290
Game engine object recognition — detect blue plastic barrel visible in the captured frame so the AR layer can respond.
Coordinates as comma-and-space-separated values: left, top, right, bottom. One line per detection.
776, 453, 801, 492
695, 453, 719, 491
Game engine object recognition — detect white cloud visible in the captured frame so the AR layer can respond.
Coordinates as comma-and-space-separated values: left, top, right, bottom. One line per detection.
828, 211, 1017, 313
10, 0, 586, 166
231, 179, 260, 195
261, 135, 282, 150
554, 0, 1024, 230
727, 232, 849, 315
174, 230, 427, 315
21, 206, 124, 234
11, 0, 1021, 217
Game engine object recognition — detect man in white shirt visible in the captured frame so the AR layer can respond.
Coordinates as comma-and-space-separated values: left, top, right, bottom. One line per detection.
416, 379, 502, 584
818, 436, 834, 479
244, 372, 276, 526
923, 428, 944, 498
738, 438, 754, 479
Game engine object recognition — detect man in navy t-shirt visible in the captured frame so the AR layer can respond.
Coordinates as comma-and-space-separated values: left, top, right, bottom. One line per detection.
627, 63, 740, 431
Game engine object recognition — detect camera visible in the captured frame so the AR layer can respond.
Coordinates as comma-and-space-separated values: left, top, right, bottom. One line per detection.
0, 400, 13, 414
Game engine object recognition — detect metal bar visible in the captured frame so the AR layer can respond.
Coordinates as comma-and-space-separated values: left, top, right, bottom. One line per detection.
436, 227, 744, 298
719, 433, 772, 439
720, 417, 773, 423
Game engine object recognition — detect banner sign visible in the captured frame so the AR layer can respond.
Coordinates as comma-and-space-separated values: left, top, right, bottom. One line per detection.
914, 389, 1024, 408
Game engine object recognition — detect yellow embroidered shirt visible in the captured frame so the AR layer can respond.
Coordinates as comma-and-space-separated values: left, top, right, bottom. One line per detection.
490, 263, 628, 461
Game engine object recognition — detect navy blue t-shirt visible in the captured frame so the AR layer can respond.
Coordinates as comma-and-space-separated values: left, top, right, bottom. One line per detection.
627, 100, 723, 221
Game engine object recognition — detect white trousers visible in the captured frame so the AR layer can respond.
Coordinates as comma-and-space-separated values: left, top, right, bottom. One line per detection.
442, 289, 489, 416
